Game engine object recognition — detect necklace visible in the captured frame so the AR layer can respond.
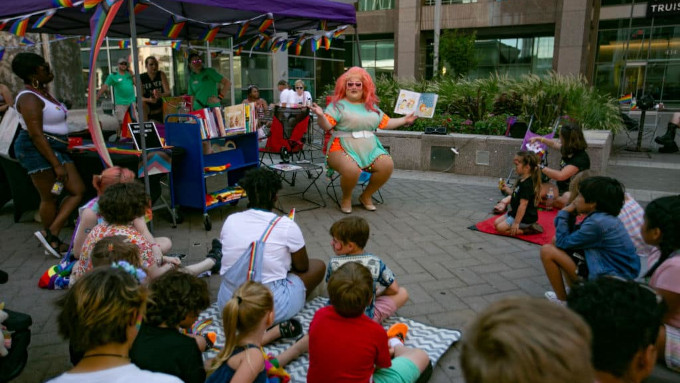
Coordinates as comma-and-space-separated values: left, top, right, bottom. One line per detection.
80, 353, 130, 360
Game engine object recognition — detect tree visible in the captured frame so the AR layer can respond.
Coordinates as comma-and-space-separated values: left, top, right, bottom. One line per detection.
439, 30, 478, 77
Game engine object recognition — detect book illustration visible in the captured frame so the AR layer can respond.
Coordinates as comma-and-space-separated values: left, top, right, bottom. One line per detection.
269, 163, 302, 171
224, 104, 246, 133
394, 89, 438, 118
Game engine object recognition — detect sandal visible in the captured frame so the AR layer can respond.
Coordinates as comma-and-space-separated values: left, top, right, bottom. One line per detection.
34, 230, 62, 258
278, 318, 303, 339
492, 201, 508, 215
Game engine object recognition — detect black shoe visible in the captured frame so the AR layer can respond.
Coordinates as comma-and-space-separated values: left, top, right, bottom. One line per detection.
659, 142, 679, 154
655, 122, 678, 146
206, 239, 222, 274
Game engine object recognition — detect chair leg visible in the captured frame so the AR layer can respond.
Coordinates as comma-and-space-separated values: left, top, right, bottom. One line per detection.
325, 173, 342, 208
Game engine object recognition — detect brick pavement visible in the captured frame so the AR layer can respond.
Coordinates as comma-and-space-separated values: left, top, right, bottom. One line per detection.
1, 149, 675, 382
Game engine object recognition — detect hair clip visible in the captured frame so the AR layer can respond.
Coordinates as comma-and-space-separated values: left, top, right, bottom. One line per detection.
112, 260, 147, 284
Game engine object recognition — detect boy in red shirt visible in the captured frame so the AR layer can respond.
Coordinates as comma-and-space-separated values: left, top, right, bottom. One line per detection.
307, 262, 430, 383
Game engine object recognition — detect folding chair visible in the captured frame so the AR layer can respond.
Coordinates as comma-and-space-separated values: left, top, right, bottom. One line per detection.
259, 106, 311, 164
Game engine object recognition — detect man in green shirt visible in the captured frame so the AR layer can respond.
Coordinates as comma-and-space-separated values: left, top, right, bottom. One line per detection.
187, 53, 230, 111
97, 57, 136, 140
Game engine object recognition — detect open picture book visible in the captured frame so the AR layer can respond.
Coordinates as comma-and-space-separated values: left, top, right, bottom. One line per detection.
394, 89, 438, 118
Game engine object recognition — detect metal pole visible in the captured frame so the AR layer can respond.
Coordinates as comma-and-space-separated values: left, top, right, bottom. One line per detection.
617, 0, 636, 99
354, 26, 362, 67
105, 37, 113, 100
433, 0, 441, 77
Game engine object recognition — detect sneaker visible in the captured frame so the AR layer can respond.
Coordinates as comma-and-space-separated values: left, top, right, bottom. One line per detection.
544, 291, 566, 306
387, 323, 409, 344
206, 239, 222, 274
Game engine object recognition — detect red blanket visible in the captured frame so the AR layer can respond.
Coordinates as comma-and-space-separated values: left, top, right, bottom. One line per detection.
469, 209, 558, 246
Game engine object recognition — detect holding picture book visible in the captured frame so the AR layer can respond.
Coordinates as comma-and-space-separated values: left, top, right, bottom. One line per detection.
394, 89, 438, 118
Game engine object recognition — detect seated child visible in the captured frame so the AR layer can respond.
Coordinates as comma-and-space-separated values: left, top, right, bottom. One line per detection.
130, 271, 211, 383
641, 196, 680, 373
308, 262, 430, 383
460, 297, 593, 383
493, 151, 543, 236
540, 176, 639, 302
327, 216, 408, 323
568, 277, 665, 383
91, 235, 143, 269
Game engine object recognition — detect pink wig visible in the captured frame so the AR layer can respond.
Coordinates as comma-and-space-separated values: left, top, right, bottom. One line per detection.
93, 166, 136, 195
330, 67, 380, 113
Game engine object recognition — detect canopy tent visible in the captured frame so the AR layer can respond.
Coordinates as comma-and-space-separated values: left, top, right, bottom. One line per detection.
0, 0, 356, 229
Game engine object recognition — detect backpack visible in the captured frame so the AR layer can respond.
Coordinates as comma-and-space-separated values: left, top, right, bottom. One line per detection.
217, 216, 283, 311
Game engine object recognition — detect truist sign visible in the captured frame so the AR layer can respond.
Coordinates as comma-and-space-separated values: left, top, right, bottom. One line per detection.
647, 0, 680, 17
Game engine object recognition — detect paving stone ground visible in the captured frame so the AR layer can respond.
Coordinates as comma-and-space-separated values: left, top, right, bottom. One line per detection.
1, 134, 676, 382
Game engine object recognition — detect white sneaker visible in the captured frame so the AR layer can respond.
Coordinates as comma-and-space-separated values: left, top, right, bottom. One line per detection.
544, 291, 566, 306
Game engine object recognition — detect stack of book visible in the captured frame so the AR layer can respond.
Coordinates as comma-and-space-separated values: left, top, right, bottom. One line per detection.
189, 103, 258, 139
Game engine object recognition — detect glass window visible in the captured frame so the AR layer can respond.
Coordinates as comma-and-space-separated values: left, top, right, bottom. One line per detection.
424, 0, 477, 5
358, 0, 394, 11
345, 39, 395, 78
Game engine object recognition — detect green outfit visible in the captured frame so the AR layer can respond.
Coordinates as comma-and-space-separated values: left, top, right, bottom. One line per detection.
324, 99, 390, 169
104, 71, 136, 106
188, 67, 223, 110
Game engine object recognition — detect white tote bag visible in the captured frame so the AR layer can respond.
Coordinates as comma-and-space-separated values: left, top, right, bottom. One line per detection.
0, 107, 21, 159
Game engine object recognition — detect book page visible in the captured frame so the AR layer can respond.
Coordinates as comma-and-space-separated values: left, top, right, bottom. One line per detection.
415, 93, 438, 118
394, 89, 421, 116
223, 104, 246, 133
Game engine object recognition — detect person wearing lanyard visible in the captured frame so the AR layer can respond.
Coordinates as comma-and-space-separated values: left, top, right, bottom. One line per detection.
187, 53, 230, 111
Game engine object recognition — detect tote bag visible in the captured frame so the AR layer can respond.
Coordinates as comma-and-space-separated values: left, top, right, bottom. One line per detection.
217, 216, 282, 311
0, 107, 21, 160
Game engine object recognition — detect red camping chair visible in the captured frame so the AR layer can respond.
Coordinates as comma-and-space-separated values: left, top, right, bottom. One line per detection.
259, 106, 311, 163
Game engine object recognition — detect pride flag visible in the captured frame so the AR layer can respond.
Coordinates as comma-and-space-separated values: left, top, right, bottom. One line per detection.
333, 25, 348, 38
52, 0, 74, 7
118, 40, 129, 49
9, 18, 29, 37
234, 45, 243, 56
0, 47, 5, 62
83, 0, 102, 10
20, 37, 35, 46
171, 40, 181, 51
311, 38, 320, 52
163, 18, 185, 39
0, 22, 6, 31
618, 93, 632, 104
33, 10, 56, 29
237, 21, 250, 38
319, 20, 327, 31
200, 27, 219, 43
323, 36, 331, 50
133, 0, 149, 14
258, 17, 273, 33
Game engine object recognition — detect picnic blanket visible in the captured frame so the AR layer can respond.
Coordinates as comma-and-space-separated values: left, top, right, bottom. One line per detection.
198, 296, 462, 381
468, 209, 558, 245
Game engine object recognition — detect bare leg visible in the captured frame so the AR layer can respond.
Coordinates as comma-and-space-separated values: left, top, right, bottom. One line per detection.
30, 170, 59, 236
327, 151, 361, 211
385, 287, 409, 310
494, 215, 510, 233
49, 163, 84, 237
291, 258, 326, 299
276, 334, 309, 367
392, 344, 430, 373
182, 259, 215, 275
359, 155, 393, 208
155, 237, 172, 254
540, 244, 578, 301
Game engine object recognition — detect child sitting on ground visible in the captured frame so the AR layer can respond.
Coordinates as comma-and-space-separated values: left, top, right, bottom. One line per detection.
308, 262, 430, 382
460, 297, 594, 383
130, 271, 211, 383
91, 235, 143, 269
540, 176, 639, 302
641, 196, 680, 373
493, 151, 543, 236
327, 216, 408, 323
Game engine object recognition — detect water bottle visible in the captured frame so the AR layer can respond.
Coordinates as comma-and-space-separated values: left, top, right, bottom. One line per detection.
546, 187, 554, 211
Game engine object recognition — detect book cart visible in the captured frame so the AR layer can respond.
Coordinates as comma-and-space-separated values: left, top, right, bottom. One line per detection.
165, 114, 259, 230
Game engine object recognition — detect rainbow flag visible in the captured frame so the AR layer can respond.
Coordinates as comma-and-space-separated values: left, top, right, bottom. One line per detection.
333, 25, 348, 38
258, 17, 273, 33
163, 18, 185, 39
319, 20, 327, 31
311, 37, 321, 52
250, 36, 261, 50
118, 40, 129, 49
33, 10, 56, 29
20, 37, 35, 46
171, 40, 181, 51
294, 42, 302, 55
282, 39, 294, 52
0, 22, 7, 31
52, 0, 74, 7
618, 93, 632, 104
9, 18, 29, 37
83, 0, 102, 10
200, 27, 219, 43
323, 36, 331, 50
234, 45, 243, 56
0, 47, 5, 62
237, 21, 250, 38
133, 0, 149, 14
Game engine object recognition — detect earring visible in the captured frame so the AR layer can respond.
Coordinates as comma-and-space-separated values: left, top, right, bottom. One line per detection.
32, 78, 40, 89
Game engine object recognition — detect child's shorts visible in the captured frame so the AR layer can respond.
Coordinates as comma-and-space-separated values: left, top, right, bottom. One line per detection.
266, 274, 306, 324
566, 249, 589, 279
373, 357, 421, 383
504, 215, 533, 228
373, 295, 398, 324
665, 324, 680, 372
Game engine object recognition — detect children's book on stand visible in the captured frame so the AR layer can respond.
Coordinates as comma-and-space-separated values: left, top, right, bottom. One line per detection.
223, 103, 257, 135
394, 89, 438, 118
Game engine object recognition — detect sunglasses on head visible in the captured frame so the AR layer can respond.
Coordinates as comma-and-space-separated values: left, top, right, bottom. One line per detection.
119, 62, 128, 66
191, 59, 202, 64
347, 82, 362, 88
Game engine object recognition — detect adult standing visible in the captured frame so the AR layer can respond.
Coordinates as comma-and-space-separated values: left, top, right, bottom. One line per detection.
11, 52, 85, 257
140, 56, 170, 122
187, 53, 229, 111
310, 67, 417, 214
277, 79, 293, 107
0, 83, 13, 118
97, 57, 136, 140
286, 80, 312, 108
216, 168, 325, 324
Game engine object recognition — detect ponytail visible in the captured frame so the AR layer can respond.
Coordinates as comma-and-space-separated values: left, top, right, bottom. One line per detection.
516, 151, 542, 206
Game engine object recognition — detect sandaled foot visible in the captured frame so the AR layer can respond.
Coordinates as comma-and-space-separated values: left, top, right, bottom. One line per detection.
359, 194, 376, 211
492, 201, 508, 215
34, 230, 61, 258
387, 322, 409, 344
278, 318, 303, 339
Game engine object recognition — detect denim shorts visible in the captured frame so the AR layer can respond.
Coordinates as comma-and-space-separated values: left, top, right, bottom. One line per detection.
13, 130, 72, 175
504, 215, 532, 228
265, 274, 306, 324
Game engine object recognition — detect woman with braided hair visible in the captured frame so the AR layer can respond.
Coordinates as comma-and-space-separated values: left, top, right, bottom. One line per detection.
217, 168, 325, 334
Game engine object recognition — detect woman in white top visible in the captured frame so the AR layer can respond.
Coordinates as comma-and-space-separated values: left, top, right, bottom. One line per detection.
286, 79, 312, 108
11, 53, 85, 257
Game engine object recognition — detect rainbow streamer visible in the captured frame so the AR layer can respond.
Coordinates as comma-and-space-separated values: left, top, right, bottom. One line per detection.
294, 43, 302, 56
311, 38, 320, 52
250, 36, 261, 50
33, 10, 56, 29
171, 40, 181, 51
288, 208, 295, 221
133, 0, 149, 14
319, 20, 327, 31
235, 45, 243, 56
0, 47, 5, 62
282, 39, 294, 52
258, 17, 273, 33
52, 0, 74, 7
163, 18, 185, 39
333, 25, 348, 38
20, 37, 35, 46
238, 21, 250, 38
200, 27, 219, 43
258, 34, 271, 49
118, 40, 129, 49
86, 0, 123, 168
83, 0, 103, 9
323, 36, 331, 50
9, 18, 29, 37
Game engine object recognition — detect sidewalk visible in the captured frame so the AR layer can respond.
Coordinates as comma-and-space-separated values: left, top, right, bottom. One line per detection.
1, 136, 677, 382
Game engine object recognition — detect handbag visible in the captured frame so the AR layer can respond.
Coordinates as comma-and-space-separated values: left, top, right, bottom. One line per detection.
217, 216, 283, 310
0, 107, 21, 160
